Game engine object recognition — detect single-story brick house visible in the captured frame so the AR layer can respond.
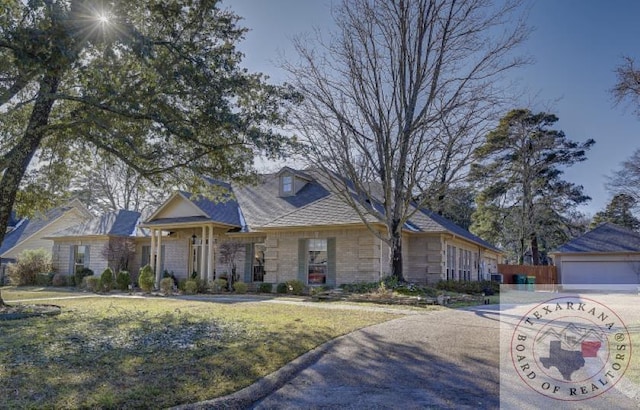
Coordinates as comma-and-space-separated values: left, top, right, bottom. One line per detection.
130, 167, 503, 287
550, 222, 640, 285
31, 167, 502, 288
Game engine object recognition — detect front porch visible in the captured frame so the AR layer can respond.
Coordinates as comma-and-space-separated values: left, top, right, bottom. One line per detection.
142, 222, 267, 288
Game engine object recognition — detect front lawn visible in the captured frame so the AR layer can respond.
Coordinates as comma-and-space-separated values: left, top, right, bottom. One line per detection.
0, 287, 395, 408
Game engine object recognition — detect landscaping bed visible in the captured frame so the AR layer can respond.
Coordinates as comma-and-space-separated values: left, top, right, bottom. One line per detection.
0, 303, 61, 320
312, 279, 500, 308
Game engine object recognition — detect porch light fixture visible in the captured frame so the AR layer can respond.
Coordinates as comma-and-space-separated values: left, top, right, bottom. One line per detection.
191, 234, 197, 245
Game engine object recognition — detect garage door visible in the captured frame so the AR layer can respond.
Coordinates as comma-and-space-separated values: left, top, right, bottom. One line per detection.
561, 261, 638, 284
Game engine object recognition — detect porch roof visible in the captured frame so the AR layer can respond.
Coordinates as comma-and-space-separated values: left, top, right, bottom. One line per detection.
141, 215, 238, 229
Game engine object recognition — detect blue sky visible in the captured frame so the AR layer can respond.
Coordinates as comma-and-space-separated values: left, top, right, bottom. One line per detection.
226, 0, 640, 216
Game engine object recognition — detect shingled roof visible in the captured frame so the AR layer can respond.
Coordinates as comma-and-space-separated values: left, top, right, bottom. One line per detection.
553, 223, 640, 253
48, 210, 141, 238
233, 171, 330, 228
145, 167, 501, 252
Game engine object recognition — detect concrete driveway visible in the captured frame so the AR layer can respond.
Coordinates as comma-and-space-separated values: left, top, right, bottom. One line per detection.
177, 297, 640, 409
252, 307, 501, 409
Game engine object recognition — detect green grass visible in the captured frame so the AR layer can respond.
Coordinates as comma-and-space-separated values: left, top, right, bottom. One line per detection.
0, 287, 396, 408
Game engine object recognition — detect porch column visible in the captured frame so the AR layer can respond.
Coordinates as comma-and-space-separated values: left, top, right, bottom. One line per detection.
200, 225, 207, 281
155, 229, 163, 288
207, 227, 214, 283
150, 228, 156, 272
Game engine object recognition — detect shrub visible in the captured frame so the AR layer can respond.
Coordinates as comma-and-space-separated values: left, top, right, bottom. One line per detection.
178, 279, 187, 292
35, 272, 54, 286
7, 248, 53, 286
276, 282, 288, 294
435, 280, 499, 295
66, 275, 76, 287
75, 267, 94, 288
382, 275, 400, 289
160, 277, 174, 295
138, 265, 155, 292
285, 280, 305, 295
116, 271, 131, 291
233, 281, 248, 294
84, 276, 100, 292
196, 278, 208, 293
100, 268, 115, 292
209, 278, 227, 293
257, 283, 273, 294
184, 279, 198, 295
52, 273, 67, 287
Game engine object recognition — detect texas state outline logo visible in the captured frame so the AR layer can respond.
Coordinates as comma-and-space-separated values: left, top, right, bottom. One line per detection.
510, 296, 631, 401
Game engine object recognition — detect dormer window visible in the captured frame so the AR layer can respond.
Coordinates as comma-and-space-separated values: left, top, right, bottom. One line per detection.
282, 175, 293, 195
277, 167, 311, 197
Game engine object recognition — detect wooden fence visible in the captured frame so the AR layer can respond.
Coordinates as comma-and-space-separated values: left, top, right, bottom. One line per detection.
497, 264, 557, 285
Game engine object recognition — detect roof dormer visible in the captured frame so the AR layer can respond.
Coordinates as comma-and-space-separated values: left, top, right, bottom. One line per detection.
277, 167, 312, 197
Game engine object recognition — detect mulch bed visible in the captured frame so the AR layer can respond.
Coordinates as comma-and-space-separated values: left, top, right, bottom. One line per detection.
0, 303, 62, 321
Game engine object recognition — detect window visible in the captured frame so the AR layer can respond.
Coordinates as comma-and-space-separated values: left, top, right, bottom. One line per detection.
308, 239, 327, 284
253, 244, 266, 282
142, 245, 164, 274
282, 175, 293, 194
141, 245, 151, 267
74, 245, 87, 274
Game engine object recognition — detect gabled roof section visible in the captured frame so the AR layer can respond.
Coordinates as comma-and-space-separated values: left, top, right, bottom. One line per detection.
144, 179, 242, 229
553, 223, 640, 253
0, 201, 90, 256
180, 191, 241, 227
47, 210, 141, 238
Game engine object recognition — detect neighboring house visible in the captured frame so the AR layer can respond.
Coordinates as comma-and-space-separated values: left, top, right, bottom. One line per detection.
550, 223, 640, 285
137, 167, 503, 286
45, 209, 141, 276
0, 199, 92, 281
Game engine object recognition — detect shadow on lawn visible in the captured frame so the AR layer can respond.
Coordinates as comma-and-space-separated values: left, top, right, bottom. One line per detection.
252, 315, 501, 409
0, 307, 333, 409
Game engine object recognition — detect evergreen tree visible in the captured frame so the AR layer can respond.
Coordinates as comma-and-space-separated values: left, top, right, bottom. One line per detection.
591, 193, 640, 231
470, 109, 594, 264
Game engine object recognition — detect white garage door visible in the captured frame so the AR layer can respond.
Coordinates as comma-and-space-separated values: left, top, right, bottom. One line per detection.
561, 261, 638, 284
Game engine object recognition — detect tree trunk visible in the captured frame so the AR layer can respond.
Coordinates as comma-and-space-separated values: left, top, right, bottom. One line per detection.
530, 232, 541, 266
389, 222, 404, 282
0, 72, 61, 250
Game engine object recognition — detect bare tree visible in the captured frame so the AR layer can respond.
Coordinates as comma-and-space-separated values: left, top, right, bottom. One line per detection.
612, 56, 640, 117
606, 148, 640, 211
218, 240, 243, 289
286, 0, 528, 280
74, 151, 166, 216
101, 237, 136, 273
